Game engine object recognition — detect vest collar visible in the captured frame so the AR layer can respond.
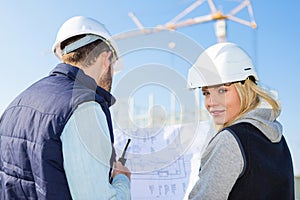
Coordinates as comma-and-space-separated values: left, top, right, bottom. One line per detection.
50, 63, 116, 107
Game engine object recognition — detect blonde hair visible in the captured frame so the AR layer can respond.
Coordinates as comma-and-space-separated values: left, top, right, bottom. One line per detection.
221, 78, 281, 129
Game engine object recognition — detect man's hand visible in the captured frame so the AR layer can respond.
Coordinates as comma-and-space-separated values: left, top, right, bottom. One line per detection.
111, 161, 131, 181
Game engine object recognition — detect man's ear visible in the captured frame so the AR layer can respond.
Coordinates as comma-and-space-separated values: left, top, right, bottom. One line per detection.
103, 51, 112, 68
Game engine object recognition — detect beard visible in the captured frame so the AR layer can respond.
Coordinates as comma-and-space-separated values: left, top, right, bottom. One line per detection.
98, 64, 113, 92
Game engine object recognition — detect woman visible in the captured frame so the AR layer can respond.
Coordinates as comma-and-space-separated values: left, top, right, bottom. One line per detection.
187, 42, 294, 199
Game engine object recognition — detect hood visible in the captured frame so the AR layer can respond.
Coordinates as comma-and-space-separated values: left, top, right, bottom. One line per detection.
233, 99, 282, 143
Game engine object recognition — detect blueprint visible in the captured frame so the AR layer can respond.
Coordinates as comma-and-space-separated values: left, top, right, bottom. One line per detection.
114, 120, 212, 200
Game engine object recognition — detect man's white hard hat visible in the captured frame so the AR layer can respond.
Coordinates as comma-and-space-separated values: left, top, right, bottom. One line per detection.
187, 42, 258, 89
52, 16, 122, 73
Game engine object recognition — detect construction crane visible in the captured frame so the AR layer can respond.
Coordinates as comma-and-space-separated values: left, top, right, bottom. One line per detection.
115, 0, 257, 43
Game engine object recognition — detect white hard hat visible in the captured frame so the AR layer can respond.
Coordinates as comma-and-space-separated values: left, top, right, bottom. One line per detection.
52, 16, 122, 72
187, 42, 258, 89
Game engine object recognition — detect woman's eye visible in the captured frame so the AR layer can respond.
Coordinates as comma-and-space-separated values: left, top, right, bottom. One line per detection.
202, 91, 209, 96
218, 88, 227, 94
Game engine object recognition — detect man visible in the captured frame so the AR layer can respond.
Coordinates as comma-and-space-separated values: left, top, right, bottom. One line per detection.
0, 16, 131, 199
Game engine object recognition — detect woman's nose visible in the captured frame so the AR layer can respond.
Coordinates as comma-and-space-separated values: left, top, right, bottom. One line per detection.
206, 94, 216, 107
206, 92, 222, 107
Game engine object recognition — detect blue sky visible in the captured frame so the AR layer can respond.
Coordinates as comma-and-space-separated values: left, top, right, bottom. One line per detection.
1, 0, 299, 175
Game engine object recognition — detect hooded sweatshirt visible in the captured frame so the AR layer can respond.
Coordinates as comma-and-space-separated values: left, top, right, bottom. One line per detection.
189, 100, 294, 200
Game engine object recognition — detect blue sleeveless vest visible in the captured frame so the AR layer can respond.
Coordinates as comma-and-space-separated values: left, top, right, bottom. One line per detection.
226, 122, 294, 200
0, 63, 116, 199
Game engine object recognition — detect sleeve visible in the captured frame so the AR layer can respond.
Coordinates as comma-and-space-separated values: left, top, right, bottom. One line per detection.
61, 102, 130, 200
188, 130, 244, 200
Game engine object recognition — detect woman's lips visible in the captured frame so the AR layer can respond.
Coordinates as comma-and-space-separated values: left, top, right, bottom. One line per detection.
209, 110, 225, 117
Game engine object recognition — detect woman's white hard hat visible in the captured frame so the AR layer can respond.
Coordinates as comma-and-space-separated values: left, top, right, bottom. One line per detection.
187, 42, 258, 89
52, 16, 122, 73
